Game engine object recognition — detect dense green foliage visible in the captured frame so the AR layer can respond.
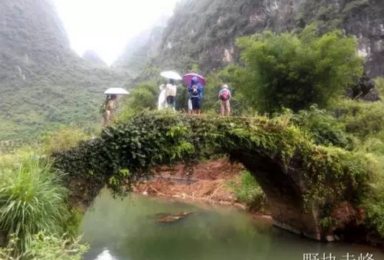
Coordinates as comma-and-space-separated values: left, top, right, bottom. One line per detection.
229, 171, 267, 212
0, 153, 70, 252
229, 25, 363, 113
292, 106, 351, 148
118, 82, 160, 120
0, 233, 88, 260
335, 100, 384, 139
41, 126, 91, 156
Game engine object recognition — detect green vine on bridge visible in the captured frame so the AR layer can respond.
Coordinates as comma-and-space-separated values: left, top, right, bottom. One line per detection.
53, 112, 378, 233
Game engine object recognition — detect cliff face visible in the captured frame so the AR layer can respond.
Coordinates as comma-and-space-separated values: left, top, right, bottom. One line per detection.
119, 0, 384, 77
0, 0, 129, 140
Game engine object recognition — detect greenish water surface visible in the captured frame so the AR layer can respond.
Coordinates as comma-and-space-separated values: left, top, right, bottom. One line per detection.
81, 190, 384, 260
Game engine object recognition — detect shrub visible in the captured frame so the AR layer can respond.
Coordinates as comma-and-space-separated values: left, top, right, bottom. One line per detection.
375, 77, 384, 99
231, 24, 363, 113
41, 127, 90, 156
0, 154, 69, 252
0, 233, 88, 260
359, 155, 384, 237
334, 100, 384, 139
230, 171, 266, 211
293, 105, 350, 148
118, 82, 159, 121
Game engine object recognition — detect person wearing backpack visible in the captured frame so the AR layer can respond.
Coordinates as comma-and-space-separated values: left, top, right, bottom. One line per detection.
188, 77, 203, 115
219, 84, 231, 116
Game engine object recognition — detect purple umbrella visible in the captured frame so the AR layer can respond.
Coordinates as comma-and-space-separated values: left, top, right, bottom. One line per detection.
183, 73, 206, 87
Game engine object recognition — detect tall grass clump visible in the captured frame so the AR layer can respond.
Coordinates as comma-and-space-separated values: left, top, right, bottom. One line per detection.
0, 154, 69, 252
41, 126, 90, 156
0, 233, 88, 260
230, 171, 267, 212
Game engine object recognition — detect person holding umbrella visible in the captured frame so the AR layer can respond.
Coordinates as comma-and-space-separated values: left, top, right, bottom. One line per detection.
101, 88, 129, 127
183, 73, 206, 115
102, 94, 117, 127
188, 76, 204, 115
160, 71, 182, 111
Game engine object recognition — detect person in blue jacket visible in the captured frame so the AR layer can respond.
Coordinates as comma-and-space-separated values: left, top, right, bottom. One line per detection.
188, 76, 203, 115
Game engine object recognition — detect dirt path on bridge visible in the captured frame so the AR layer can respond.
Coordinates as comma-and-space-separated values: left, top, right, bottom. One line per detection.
133, 159, 247, 207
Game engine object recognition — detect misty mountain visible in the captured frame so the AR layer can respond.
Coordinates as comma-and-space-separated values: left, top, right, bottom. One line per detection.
113, 13, 171, 76
113, 26, 165, 77
82, 50, 107, 67
0, 0, 129, 140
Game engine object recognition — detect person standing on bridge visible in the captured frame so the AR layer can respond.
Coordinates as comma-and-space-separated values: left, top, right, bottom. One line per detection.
102, 94, 117, 127
188, 77, 203, 115
219, 84, 231, 116
165, 79, 177, 110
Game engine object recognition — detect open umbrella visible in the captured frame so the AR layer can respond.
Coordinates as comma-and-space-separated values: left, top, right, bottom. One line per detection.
104, 88, 129, 95
160, 71, 182, 80
183, 73, 206, 86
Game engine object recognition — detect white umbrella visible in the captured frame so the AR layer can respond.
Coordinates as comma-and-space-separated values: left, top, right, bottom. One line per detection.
160, 71, 182, 80
104, 88, 129, 95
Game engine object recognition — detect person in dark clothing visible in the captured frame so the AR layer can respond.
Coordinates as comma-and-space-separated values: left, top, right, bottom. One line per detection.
188, 77, 203, 115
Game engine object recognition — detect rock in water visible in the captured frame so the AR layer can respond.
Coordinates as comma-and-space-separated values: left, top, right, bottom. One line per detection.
156, 212, 193, 223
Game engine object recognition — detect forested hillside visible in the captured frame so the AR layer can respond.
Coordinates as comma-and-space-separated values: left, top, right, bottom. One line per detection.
117, 0, 384, 77
0, 0, 129, 141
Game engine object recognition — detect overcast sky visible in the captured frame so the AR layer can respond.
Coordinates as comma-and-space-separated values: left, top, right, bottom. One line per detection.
53, 0, 179, 65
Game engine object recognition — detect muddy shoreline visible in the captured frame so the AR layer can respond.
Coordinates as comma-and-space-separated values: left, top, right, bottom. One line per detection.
133, 159, 271, 219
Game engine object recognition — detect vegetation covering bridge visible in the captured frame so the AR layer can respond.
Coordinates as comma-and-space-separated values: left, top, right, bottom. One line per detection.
53, 112, 375, 240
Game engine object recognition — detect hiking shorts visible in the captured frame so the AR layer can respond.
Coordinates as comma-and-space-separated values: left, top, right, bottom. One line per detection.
191, 97, 201, 110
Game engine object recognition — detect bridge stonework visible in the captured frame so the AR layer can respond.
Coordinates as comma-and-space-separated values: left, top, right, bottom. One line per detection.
231, 149, 322, 240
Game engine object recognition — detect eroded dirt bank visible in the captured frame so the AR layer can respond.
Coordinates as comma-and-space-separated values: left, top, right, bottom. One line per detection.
134, 159, 248, 208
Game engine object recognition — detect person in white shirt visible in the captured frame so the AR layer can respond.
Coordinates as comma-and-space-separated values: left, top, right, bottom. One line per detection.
158, 84, 167, 110
165, 79, 177, 110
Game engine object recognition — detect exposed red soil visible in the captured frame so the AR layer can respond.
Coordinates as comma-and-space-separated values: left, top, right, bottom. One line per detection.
134, 159, 245, 206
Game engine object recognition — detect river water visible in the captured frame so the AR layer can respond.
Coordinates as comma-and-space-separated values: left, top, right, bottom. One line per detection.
80, 189, 384, 260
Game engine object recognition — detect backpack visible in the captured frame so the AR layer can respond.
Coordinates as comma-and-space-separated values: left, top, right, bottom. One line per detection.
220, 89, 230, 101
191, 85, 199, 98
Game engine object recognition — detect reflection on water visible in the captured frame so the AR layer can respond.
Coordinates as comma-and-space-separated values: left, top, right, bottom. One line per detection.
95, 250, 117, 260
80, 189, 384, 260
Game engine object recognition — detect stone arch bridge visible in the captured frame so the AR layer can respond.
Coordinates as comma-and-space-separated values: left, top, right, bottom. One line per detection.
53, 113, 369, 241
